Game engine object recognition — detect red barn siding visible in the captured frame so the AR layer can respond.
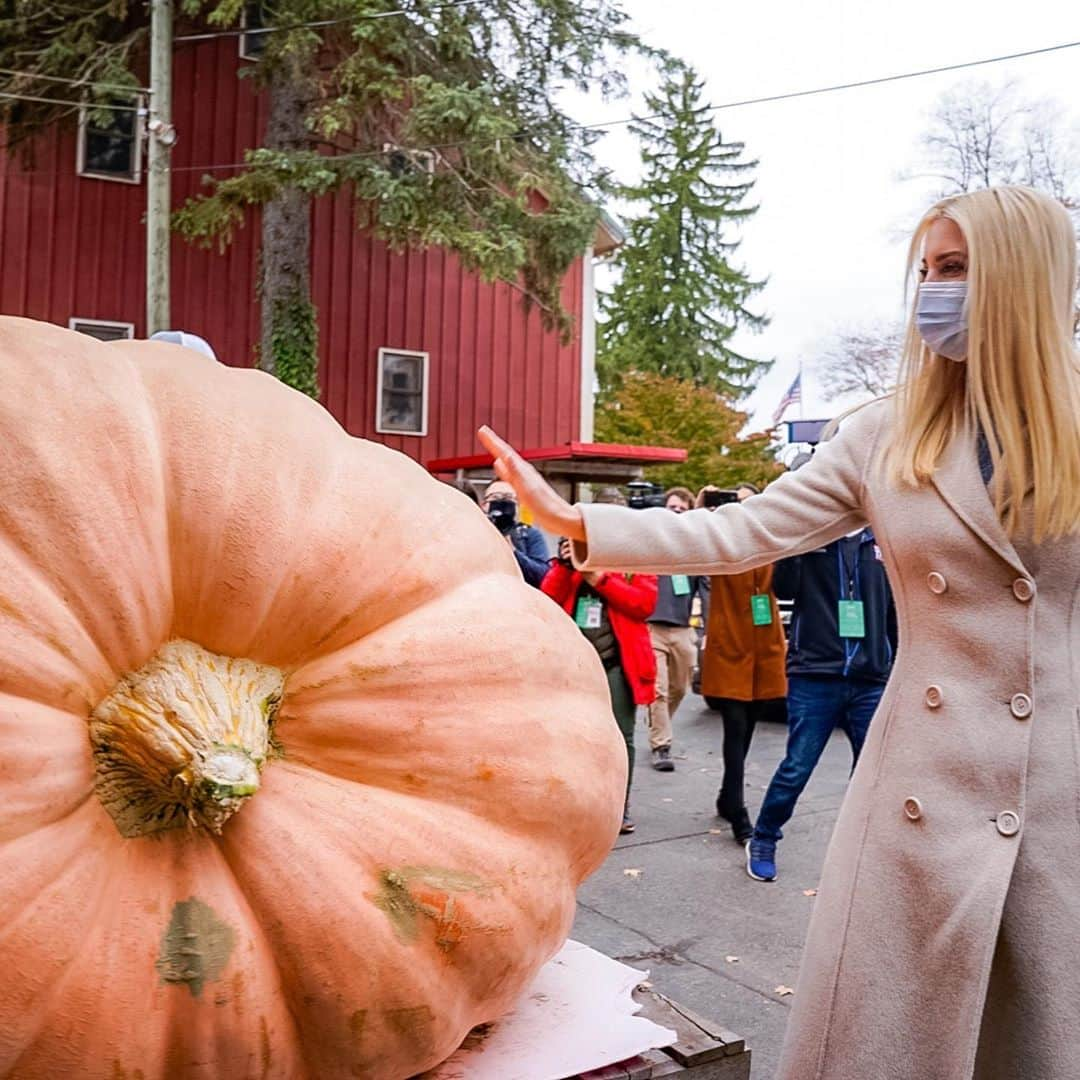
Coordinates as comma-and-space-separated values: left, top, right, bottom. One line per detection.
0, 38, 588, 463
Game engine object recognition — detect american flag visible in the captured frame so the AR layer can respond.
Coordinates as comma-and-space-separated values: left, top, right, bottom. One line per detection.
772, 371, 802, 424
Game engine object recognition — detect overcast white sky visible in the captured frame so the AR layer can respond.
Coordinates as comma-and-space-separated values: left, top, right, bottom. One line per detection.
574, 0, 1079, 432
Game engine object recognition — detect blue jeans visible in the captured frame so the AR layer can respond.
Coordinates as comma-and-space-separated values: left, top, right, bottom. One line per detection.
753, 675, 885, 843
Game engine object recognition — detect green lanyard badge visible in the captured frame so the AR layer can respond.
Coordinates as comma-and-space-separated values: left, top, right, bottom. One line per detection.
750, 594, 773, 626
838, 600, 866, 638
670, 574, 692, 596
575, 596, 603, 629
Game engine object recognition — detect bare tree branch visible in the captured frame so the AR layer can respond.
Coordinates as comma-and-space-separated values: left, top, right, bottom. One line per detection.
815, 323, 903, 402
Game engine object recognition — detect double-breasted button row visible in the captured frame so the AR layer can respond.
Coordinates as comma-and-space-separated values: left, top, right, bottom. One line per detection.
1010, 693, 1033, 719
1012, 578, 1035, 603
927, 572, 947, 595
925, 685, 943, 709
903, 801, 1021, 836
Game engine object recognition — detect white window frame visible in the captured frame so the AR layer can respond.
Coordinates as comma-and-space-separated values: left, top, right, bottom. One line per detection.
239, 3, 267, 62
68, 317, 136, 341
76, 95, 145, 184
375, 347, 430, 437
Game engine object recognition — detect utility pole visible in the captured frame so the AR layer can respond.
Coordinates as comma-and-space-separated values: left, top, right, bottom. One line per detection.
146, 0, 174, 335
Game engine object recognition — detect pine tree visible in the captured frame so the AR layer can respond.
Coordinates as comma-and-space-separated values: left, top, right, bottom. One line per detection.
598, 63, 769, 399
0, 0, 649, 395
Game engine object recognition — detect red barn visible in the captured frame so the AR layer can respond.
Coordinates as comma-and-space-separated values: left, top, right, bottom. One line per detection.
0, 34, 684, 490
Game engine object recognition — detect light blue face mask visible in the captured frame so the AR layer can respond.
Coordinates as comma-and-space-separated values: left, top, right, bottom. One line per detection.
915, 282, 968, 361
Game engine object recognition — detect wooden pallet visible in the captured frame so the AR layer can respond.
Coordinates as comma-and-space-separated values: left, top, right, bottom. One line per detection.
575, 987, 751, 1080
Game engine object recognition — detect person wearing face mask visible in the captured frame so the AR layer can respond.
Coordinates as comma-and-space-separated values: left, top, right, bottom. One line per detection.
481, 480, 550, 587
697, 482, 787, 843
477, 187, 1080, 1080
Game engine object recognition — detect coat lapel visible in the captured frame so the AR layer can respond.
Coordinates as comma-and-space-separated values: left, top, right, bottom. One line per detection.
930, 419, 1028, 577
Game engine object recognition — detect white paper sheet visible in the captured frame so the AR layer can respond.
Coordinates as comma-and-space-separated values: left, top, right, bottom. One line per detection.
422, 939, 677, 1080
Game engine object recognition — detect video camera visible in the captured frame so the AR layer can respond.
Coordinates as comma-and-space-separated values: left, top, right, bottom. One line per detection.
626, 481, 667, 510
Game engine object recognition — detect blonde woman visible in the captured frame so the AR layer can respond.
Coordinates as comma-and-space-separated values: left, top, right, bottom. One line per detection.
479, 186, 1080, 1080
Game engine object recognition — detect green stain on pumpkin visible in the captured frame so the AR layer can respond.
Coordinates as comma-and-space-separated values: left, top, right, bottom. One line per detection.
369, 867, 489, 946
384, 1004, 436, 1058
156, 898, 236, 997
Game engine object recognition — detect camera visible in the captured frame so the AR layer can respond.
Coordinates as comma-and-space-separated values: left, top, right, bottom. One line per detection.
626, 480, 666, 510
485, 498, 518, 534
703, 489, 739, 508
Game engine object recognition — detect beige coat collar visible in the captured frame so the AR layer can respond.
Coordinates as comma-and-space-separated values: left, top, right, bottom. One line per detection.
930, 418, 1028, 577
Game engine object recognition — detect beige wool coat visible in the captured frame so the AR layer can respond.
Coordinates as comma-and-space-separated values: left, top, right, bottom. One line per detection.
574, 398, 1080, 1080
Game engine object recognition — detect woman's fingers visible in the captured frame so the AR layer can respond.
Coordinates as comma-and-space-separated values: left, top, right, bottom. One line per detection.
477, 426, 586, 540
479, 426, 530, 488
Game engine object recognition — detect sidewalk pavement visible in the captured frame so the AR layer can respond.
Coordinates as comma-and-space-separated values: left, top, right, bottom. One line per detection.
571, 692, 859, 1080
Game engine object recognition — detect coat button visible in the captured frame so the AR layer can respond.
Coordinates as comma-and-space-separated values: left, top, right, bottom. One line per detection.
1012, 578, 1035, 602
996, 811, 1020, 837
927, 572, 948, 595
925, 685, 943, 709
903, 797, 923, 821
1010, 693, 1032, 719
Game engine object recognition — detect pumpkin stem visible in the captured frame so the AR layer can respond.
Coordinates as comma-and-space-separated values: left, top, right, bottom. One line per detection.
90, 640, 285, 838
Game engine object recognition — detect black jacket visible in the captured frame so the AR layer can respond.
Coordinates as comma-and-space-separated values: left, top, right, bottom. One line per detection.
772, 529, 897, 684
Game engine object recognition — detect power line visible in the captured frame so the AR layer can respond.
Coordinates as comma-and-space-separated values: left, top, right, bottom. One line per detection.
0, 89, 143, 112
174, 0, 483, 42
0, 67, 150, 94
4, 36, 1079, 165
592, 38, 1080, 130
172, 35, 1080, 167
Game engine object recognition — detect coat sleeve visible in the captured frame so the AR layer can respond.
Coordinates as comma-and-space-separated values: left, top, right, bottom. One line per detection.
592, 573, 658, 620
573, 402, 886, 575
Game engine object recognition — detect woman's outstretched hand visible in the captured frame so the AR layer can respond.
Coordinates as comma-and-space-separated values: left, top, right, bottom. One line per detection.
478, 426, 586, 541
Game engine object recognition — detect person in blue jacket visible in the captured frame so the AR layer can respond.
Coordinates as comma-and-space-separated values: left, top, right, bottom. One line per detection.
746, 526, 897, 883
482, 480, 551, 587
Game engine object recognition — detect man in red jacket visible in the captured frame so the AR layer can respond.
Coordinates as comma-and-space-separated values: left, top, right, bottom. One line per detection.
542, 540, 658, 834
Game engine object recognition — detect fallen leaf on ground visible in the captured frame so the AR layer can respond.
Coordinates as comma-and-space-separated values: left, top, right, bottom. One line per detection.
774, 985, 794, 997
803, 889, 818, 897
724, 955, 740, 963
623, 868, 643, 879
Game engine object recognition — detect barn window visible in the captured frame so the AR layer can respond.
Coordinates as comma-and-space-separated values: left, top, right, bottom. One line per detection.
77, 95, 144, 183
69, 318, 135, 342
239, 2, 267, 61
376, 348, 429, 437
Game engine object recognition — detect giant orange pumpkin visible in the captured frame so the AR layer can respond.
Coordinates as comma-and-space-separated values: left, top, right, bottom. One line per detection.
0, 318, 626, 1079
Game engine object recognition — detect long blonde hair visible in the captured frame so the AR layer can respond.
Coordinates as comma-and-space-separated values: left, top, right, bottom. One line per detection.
885, 185, 1080, 540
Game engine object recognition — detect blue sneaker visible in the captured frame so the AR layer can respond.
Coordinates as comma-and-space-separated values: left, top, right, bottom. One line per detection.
746, 838, 777, 882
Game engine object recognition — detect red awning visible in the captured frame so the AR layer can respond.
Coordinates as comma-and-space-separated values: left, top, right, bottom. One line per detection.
426, 440, 687, 473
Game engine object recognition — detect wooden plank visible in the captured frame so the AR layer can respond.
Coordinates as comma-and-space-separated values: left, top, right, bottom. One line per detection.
631, 989, 744, 1066
576, 1054, 654, 1079
649, 993, 745, 1056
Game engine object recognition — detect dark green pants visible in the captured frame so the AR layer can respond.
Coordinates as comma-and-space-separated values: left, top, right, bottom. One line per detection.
606, 664, 636, 808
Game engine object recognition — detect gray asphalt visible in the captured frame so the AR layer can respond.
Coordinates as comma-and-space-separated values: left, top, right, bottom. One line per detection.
571, 692, 859, 1080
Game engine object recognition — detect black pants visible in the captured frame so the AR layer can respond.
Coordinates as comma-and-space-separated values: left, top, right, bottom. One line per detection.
715, 697, 787, 818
